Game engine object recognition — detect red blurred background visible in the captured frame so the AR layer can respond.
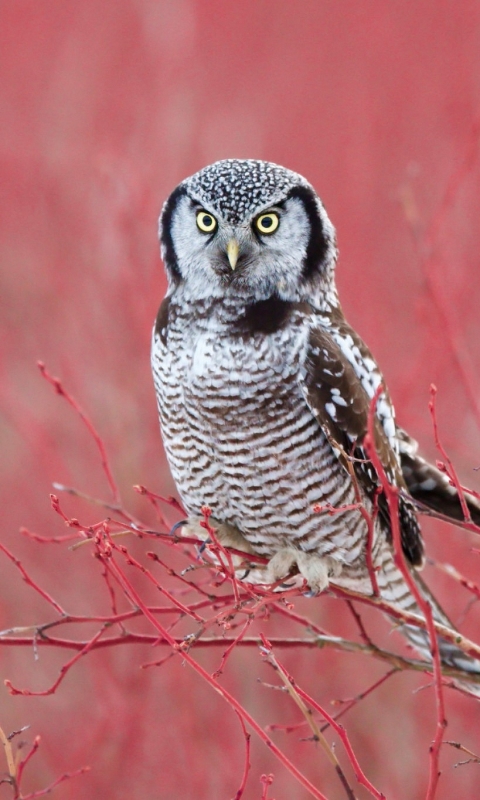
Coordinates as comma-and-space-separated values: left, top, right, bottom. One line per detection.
1, 2, 480, 798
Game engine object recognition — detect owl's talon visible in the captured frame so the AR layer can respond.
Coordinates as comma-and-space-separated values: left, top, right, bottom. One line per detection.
176, 516, 255, 555
170, 520, 189, 537
266, 547, 342, 594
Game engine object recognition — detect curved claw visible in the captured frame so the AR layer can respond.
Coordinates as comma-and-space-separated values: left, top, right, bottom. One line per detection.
170, 520, 188, 537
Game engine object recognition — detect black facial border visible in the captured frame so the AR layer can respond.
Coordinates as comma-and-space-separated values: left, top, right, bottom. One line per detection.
285, 185, 329, 280
160, 185, 188, 284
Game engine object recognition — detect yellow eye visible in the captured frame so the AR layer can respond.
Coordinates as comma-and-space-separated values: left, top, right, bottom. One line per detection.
196, 210, 217, 233
255, 212, 280, 235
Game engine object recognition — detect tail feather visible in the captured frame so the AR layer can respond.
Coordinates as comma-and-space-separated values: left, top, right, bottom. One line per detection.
373, 541, 480, 695
397, 427, 480, 526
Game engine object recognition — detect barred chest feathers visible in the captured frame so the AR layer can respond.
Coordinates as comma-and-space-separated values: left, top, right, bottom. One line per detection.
152, 291, 369, 566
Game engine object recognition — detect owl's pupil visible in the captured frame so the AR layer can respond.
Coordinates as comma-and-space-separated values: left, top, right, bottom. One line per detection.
203, 215, 212, 226
262, 217, 273, 228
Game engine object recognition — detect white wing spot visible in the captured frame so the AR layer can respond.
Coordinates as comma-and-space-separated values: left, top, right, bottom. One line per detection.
325, 402, 337, 419
419, 478, 436, 491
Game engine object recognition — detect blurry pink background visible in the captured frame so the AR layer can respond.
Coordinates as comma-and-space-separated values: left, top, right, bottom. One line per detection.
1, 2, 480, 798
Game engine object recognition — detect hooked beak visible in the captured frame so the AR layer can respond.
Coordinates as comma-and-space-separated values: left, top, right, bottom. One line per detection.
226, 238, 239, 270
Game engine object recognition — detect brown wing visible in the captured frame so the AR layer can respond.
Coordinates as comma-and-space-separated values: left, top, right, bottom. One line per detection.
300, 326, 424, 566
397, 427, 480, 526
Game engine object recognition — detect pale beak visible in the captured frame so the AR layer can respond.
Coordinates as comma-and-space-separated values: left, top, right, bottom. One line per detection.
226, 238, 239, 270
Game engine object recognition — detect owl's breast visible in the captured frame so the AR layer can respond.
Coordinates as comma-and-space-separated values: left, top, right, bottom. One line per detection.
152, 310, 309, 463
152, 309, 366, 561
189, 330, 263, 391
185, 323, 304, 411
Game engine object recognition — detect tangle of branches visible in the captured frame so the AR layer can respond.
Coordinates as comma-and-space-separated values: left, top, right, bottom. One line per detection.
1, 363, 480, 800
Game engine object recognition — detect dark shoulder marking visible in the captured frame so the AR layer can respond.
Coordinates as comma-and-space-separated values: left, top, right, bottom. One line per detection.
233, 297, 311, 335
154, 296, 171, 345
286, 185, 328, 280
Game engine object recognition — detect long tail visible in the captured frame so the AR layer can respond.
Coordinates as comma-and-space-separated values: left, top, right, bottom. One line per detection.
375, 542, 480, 696
334, 539, 480, 696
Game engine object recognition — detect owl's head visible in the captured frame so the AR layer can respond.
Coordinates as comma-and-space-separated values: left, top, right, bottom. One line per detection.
159, 159, 338, 303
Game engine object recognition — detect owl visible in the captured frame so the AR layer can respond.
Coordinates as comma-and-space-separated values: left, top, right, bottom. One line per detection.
151, 159, 480, 682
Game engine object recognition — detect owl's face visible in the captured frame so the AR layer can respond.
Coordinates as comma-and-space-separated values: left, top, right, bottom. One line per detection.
159, 159, 337, 301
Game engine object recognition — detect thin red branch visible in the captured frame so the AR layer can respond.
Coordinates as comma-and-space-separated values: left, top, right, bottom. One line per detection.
20, 527, 80, 544
321, 448, 381, 597
140, 651, 175, 670
410, 499, 480, 536
111, 542, 205, 623
453, 483, 480, 504
261, 639, 357, 800
0, 541, 65, 615
271, 602, 330, 637
295, 681, 386, 800
364, 385, 447, 800
130, 485, 170, 527
322, 669, 397, 733
363, 489, 381, 596
268, 670, 398, 738
262, 642, 385, 800
21, 767, 90, 799
329, 586, 480, 662
201, 505, 242, 606
0, 601, 212, 638
38, 361, 120, 503
15, 736, 40, 788
1, 630, 477, 684
233, 710, 251, 799
429, 384, 471, 522
346, 602, 374, 647
147, 551, 220, 599
5, 628, 106, 696
313, 501, 364, 515
133, 484, 186, 515
433, 561, 480, 601
212, 616, 255, 678
0, 725, 89, 800
260, 774, 275, 800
